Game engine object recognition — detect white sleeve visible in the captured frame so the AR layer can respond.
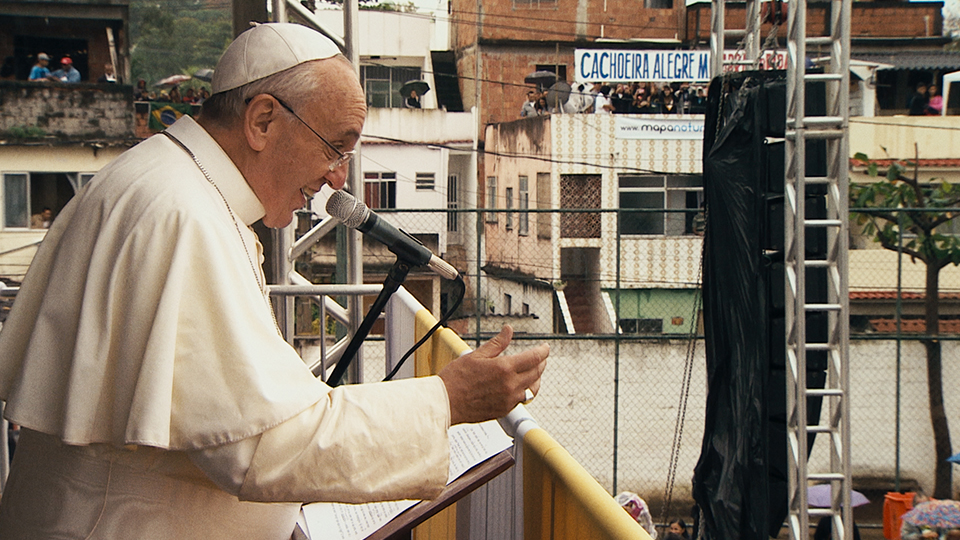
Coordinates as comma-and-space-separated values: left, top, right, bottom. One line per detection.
188, 376, 451, 504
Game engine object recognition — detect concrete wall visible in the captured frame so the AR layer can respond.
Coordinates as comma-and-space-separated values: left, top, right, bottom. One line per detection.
0, 81, 134, 140
483, 117, 555, 281
549, 113, 704, 290
361, 336, 960, 504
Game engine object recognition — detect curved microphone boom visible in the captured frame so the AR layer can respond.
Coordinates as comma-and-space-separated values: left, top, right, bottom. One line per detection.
326, 190, 459, 280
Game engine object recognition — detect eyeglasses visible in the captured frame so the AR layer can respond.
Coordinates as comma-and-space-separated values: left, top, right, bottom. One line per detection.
266, 95, 355, 171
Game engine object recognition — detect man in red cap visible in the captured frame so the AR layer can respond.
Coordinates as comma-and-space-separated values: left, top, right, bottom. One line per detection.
51, 56, 81, 83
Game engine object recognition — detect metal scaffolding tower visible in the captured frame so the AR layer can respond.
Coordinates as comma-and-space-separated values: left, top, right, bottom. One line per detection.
784, 1, 852, 538
712, 1, 853, 538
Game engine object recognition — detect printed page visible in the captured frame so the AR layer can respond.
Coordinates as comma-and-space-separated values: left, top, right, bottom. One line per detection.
300, 420, 513, 540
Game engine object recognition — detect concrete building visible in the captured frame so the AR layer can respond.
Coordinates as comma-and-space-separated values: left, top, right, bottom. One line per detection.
483, 113, 704, 335
0, 0, 134, 280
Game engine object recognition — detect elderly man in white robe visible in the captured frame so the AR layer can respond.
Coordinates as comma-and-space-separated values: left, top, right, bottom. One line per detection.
0, 23, 548, 539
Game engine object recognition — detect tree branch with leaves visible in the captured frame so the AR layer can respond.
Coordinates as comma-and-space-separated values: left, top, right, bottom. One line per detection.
851, 146, 960, 498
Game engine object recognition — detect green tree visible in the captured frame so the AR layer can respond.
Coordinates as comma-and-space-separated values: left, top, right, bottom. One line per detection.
851, 150, 960, 499
129, 0, 232, 90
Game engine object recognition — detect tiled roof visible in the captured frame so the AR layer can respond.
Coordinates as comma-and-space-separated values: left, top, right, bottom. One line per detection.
851, 291, 960, 300
869, 318, 960, 334
852, 51, 960, 71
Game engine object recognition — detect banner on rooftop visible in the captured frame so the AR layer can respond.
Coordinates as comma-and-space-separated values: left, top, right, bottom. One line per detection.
574, 49, 788, 83
615, 116, 705, 140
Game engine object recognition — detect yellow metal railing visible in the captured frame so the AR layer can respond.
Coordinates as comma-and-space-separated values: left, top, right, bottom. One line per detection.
410, 306, 650, 540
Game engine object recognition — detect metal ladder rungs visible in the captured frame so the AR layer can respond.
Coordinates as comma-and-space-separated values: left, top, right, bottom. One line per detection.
805, 219, 843, 228
804, 73, 844, 83
803, 343, 833, 352
806, 303, 842, 312
802, 116, 845, 128
785, 129, 845, 141
805, 36, 835, 46
808, 508, 838, 518
806, 388, 844, 397
804, 260, 832, 268
806, 425, 836, 434
808, 472, 846, 482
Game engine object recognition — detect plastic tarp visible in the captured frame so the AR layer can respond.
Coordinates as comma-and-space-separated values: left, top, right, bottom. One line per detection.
692, 68, 828, 540
692, 70, 782, 540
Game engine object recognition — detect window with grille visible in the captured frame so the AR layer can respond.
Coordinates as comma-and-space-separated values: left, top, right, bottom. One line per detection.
519, 176, 530, 236
364, 172, 397, 209
416, 172, 435, 190
560, 174, 601, 238
618, 174, 703, 236
486, 176, 498, 223
620, 318, 664, 334
505, 187, 514, 230
447, 173, 459, 232
360, 65, 422, 109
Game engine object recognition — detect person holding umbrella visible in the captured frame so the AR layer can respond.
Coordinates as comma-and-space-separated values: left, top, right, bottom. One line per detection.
808, 483, 869, 540
901, 493, 960, 540
400, 80, 429, 109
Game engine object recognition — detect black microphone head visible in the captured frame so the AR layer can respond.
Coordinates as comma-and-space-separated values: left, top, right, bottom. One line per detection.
326, 190, 369, 229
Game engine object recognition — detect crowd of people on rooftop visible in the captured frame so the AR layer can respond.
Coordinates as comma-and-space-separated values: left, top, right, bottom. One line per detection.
13, 51, 211, 104
521, 81, 708, 117
133, 79, 210, 104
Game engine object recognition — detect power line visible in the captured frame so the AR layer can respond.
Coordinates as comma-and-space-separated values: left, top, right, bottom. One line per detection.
361, 133, 685, 175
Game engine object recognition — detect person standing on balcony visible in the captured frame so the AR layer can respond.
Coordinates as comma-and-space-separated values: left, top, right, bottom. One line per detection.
594, 84, 614, 114
97, 63, 117, 83
0, 22, 548, 539
520, 89, 538, 117
908, 81, 929, 116
404, 88, 421, 108
28, 52, 54, 81
51, 57, 81, 83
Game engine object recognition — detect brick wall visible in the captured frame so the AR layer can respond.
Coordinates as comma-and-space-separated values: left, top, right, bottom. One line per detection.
0, 80, 134, 140
686, 2, 944, 43
451, 0, 684, 48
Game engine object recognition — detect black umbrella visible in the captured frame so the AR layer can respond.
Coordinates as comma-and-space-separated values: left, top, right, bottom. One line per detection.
524, 70, 557, 89
399, 80, 430, 97
193, 68, 214, 82
546, 81, 571, 110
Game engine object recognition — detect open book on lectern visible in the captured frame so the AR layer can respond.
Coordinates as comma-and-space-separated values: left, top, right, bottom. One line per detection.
298, 420, 514, 540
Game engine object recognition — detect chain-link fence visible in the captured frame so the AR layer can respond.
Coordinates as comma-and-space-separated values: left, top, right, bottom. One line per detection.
298, 204, 960, 527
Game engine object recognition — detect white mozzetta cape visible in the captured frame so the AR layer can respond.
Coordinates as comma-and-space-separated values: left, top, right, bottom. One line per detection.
0, 117, 449, 455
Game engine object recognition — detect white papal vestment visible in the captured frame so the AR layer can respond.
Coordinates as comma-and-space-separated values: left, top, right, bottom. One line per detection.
0, 117, 450, 539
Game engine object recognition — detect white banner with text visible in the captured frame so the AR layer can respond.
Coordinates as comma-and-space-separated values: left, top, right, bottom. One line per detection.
614, 116, 706, 140
574, 49, 789, 83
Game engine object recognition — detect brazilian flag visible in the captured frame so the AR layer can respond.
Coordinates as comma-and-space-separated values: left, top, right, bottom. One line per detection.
149, 103, 194, 130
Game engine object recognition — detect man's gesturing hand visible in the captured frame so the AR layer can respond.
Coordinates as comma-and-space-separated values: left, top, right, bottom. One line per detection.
438, 325, 548, 425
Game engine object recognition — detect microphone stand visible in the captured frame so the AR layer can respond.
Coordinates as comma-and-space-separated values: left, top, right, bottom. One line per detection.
328, 258, 412, 387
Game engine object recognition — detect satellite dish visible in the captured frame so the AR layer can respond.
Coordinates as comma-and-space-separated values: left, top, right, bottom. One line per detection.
546, 81, 572, 110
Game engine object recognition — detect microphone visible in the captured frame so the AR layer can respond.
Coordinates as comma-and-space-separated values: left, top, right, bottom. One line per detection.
326, 190, 459, 280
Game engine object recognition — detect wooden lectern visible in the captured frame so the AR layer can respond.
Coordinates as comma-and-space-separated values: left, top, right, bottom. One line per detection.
366, 449, 515, 540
